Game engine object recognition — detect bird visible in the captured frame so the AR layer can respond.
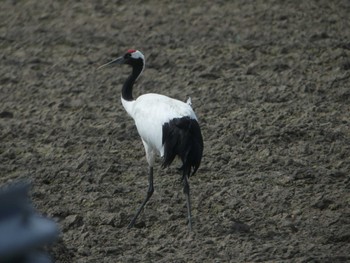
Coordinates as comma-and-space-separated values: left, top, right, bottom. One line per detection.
98, 49, 203, 231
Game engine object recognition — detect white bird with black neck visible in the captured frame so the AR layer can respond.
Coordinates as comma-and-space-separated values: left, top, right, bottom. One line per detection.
99, 49, 203, 231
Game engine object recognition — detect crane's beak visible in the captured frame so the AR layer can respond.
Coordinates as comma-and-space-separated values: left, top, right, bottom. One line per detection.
97, 56, 124, 70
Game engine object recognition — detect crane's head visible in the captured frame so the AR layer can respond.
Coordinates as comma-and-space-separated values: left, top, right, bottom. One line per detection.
98, 49, 145, 70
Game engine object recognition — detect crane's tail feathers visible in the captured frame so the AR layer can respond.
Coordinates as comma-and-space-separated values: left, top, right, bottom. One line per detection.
162, 117, 203, 177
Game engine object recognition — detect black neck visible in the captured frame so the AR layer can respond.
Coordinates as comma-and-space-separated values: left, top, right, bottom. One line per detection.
122, 60, 144, 101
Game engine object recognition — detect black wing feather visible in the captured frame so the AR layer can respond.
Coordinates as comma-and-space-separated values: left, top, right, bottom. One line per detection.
162, 117, 203, 177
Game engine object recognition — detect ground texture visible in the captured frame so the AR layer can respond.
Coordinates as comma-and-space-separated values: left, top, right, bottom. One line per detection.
1, 0, 350, 262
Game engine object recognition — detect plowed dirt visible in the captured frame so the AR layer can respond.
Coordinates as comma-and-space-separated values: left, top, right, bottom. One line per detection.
1, 1, 350, 262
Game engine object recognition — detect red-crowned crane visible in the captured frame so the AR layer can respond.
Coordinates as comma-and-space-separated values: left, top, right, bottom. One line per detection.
99, 49, 203, 231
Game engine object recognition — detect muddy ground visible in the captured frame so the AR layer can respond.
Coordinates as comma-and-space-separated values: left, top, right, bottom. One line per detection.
1, 0, 350, 262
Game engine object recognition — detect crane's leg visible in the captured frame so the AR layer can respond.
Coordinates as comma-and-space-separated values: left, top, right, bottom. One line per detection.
183, 174, 192, 231
128, 166, 154, 228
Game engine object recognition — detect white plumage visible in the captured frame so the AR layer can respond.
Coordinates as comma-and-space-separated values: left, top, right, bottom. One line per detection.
122, 93, 197, 162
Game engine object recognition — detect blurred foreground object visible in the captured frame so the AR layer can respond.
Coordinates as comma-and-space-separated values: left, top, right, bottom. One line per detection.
0, 182, 59, 263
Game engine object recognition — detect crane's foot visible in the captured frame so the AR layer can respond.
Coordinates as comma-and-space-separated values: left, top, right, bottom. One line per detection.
127, 220, 136, 229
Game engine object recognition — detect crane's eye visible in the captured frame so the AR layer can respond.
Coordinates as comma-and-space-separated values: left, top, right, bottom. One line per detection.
125, 53, 131, 58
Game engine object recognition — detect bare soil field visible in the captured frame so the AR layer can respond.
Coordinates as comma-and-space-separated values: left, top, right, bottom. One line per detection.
1, 0, 350, 262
